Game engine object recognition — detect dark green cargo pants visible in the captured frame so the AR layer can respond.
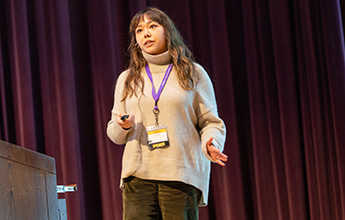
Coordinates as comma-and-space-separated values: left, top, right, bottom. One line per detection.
123, 176, 201, 220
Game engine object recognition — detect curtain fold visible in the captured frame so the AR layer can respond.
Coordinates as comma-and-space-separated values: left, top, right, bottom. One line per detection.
86, 0, 129, 219
5, 0, 37, 149
31, 0, 86, 219
1, 0, 344, 219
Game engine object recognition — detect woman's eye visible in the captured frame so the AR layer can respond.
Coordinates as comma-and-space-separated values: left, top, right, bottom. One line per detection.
136, 29, 142, 33
150, 24, 157, 28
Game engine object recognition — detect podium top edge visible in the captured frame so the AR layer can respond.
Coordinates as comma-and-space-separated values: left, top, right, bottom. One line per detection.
0, 140, 56, 174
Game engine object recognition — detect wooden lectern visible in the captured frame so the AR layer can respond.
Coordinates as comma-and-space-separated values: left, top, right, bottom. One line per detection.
0, 140, 59, 220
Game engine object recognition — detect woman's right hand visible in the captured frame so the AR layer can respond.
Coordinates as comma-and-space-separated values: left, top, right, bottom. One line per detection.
117, 113, 135, 130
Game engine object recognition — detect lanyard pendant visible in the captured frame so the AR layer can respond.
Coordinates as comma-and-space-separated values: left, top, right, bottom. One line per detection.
153, 107, 160, 126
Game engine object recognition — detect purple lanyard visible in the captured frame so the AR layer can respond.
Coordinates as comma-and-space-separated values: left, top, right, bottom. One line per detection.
146, 63, 173, 111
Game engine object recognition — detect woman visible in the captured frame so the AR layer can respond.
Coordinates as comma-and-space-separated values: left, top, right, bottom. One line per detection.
107, 7, 227, 220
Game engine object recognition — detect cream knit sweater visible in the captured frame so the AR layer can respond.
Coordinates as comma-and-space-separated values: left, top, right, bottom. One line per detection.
106, 51, 226, 206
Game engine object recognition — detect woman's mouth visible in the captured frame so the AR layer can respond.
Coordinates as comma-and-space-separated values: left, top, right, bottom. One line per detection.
144, 40, 154, 46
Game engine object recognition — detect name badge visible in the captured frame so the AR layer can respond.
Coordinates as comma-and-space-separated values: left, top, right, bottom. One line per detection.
146, 125, 170, 150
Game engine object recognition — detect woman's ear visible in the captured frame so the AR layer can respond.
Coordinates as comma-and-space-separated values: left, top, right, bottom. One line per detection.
135, 42, 141, 50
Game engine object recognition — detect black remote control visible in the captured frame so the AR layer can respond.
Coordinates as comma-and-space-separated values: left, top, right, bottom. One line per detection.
121, 115, 129, 121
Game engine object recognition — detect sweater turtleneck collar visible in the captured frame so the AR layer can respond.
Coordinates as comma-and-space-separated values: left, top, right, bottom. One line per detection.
142, 50, 171, 66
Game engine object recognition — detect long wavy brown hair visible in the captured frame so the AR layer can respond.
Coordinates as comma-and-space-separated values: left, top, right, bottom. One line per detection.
122, 7, 196, 101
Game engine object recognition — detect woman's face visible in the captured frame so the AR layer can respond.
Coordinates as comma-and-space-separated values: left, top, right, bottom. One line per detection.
135, 16, 167, 55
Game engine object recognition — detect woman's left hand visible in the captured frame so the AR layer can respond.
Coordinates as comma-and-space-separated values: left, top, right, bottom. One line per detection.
206, 137, 228, 166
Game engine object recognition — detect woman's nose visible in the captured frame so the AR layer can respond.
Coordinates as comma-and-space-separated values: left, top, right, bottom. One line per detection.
144, 29, 151, 37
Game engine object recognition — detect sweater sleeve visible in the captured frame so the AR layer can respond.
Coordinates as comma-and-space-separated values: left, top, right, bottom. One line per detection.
193, 64, 226, 162
106, 71, 132, 145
